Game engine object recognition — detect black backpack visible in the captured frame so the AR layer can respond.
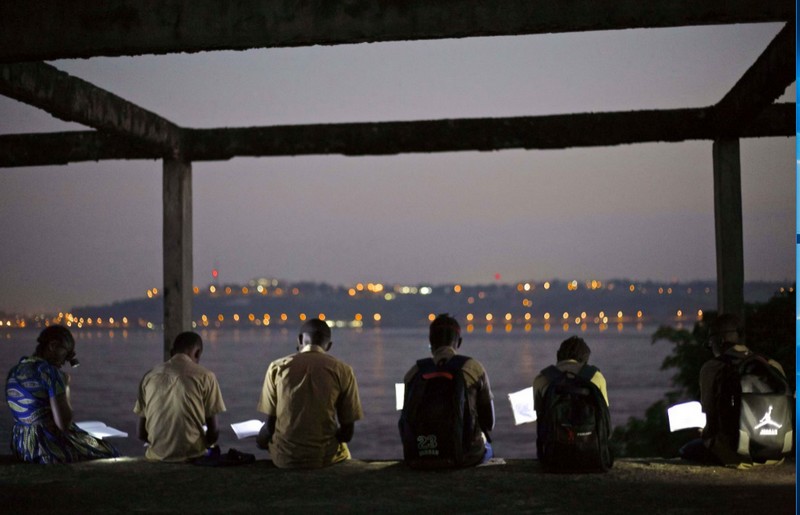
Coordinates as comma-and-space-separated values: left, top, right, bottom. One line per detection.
712, 353, 793, 464
537, 364, 613, 472
398, 355, 481, 469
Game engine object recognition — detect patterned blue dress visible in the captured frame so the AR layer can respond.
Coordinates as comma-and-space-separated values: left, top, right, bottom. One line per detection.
5, 356, 119, 463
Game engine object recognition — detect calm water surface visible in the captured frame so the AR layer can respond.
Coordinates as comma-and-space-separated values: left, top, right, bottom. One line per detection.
1, 326, 676, 459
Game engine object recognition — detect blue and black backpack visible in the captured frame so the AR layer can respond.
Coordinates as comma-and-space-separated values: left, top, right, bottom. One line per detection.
537, 364, 613, 472
399, 355, 482, 468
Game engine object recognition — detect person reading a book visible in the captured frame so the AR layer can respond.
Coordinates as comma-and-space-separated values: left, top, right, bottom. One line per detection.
5, 325, 120, 463
679, 314, 788, 465
256, 318, 363, 468
134, 331, 226, 462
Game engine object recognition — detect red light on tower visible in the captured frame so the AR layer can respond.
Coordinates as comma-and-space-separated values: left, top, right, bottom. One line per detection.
212, 268, 219, 279
494, 273, 502, 281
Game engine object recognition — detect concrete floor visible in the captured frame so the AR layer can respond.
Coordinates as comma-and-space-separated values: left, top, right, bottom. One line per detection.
0, 456, 795, 514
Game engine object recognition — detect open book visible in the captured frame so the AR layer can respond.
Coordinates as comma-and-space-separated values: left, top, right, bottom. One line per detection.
395, 383, 405, 410
667, 401, 707, 432
507, 387, 537, 425
230, 419, 264, 439
75, 420, 128, 439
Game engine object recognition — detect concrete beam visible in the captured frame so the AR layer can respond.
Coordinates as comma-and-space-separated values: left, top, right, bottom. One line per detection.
713, 21, 796, 130
0, 0, 792, 62
0, 62, 182, 157
162, 158, 193, 360
183, 104, 794, 161
713, 139, 744, 320
0, 131, 161, 167
1, 104, 793, 167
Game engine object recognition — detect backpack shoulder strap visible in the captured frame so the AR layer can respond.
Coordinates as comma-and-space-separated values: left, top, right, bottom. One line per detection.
577, 364, 599, 383
541, 365, 564, 384
444, 354, 470, 371
416, 357, 437, 375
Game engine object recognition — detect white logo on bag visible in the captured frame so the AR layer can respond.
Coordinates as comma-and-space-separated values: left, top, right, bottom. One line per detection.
754, 406, 782, 435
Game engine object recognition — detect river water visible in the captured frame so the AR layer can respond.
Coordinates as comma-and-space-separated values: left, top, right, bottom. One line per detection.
1, 325, 678, 459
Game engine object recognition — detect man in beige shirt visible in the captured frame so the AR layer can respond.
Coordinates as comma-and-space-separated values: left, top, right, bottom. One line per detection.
256, 319, 363, 468
134, 332, 226, 462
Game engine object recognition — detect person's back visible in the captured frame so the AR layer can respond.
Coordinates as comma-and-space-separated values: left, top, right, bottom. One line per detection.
134, 332, 226, 462
399, 314, 495, 468
256, 319, 363, 468
695, 314, 792, 466
533, 336, 612, 472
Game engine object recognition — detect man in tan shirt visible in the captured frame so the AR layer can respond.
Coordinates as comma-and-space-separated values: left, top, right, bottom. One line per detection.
256, 319, 363, 468
134, 332, 226, 462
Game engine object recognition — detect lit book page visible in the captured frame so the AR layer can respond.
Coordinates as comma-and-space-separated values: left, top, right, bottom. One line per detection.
231, 419, 264, 439
667, 401, 707, 432
507, 387, 537, 425
75, 420, 129, 439
395, 383, 404, 410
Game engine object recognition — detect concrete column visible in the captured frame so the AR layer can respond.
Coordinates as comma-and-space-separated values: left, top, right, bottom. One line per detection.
712, 139, 744, 320
163, 158, 193, 360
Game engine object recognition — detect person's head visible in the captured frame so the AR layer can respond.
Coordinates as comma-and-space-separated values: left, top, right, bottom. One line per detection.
556, 336, 591, 365
171, 331, 203, 362
429, 313, 461, 351
298, 318, 332, 351
35, 324, 77, 368
708, 313, 741, 357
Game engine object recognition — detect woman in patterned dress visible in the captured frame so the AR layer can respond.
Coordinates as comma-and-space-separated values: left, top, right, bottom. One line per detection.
5, 325, 119, 463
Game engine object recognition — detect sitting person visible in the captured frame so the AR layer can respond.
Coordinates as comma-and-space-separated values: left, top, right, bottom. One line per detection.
533, 336, 612, 471
5, 325, 119, 463
680, 313, 790, 466
134, 331, 226, 462
256, 318, 363, 468
399, 313, 495, 468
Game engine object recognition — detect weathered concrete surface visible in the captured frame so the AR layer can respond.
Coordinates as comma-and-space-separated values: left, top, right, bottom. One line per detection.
0, 456, 794, 514
0, 1, 792, 63
0, 62, 182, 157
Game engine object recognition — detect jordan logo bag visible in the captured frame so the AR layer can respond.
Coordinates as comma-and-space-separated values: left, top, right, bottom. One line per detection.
398, 355, 474, 469
716, 353, 793, 463
537, 365, 613, 472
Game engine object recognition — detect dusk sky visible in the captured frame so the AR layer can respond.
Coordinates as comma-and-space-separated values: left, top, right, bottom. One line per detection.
0, 22, 795, 314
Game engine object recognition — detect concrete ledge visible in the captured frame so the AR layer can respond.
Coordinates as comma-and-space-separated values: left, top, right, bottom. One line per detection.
0, 456, 794, 514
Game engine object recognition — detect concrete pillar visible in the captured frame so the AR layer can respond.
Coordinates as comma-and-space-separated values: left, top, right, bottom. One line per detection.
163, 158, 193, 360
712, 139, 744, 320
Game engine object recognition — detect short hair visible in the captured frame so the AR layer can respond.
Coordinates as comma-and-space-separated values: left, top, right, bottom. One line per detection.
172, 331, 203, 354
709, 313, 740, 339
429, 313, 460, 348
300, 318, 331, 346
556, 336, 591, 364
36, 325, 74, 352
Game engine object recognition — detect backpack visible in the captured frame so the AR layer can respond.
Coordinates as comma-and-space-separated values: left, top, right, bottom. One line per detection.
536, 364, 612, 472
713, 353, 793, 464
398, 355, 481, 469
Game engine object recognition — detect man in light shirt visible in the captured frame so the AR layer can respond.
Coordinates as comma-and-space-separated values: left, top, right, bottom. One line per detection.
256, 319, 363, 468
134, 332, 226, 462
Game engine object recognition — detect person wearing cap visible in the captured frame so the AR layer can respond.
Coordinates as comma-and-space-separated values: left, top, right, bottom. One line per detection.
5, 324, 119, 463
256, 318, 363, 468
680, 313, 786, 465
134, 331, 226, 462
533, 335, 609, 417
402, 313, 496, 466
